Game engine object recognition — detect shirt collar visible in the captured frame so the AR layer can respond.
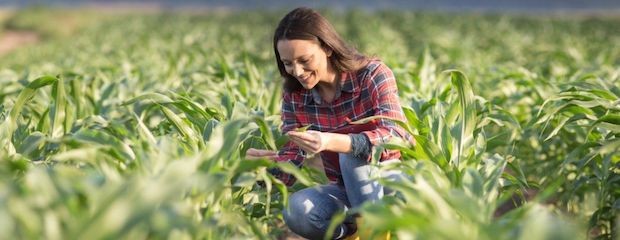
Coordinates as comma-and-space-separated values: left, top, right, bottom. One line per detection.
340, 71, 359, 93
304, 71, 359, 104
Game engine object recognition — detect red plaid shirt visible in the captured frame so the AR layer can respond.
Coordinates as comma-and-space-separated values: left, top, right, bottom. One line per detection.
275, 60, 412, 186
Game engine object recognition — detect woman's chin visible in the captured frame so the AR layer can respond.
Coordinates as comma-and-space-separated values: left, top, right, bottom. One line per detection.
301, 82, 316, 90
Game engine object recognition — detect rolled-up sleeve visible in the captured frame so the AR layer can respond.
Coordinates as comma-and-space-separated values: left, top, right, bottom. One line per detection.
360, 63, 412, 161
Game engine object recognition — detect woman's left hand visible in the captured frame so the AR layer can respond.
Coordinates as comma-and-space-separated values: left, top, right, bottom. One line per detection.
287, 130, 330, 154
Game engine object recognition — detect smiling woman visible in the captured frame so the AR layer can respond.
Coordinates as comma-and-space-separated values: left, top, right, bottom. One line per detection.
245, 7, 413, 240
276, 39, 334, 92
272, 8, 370, 94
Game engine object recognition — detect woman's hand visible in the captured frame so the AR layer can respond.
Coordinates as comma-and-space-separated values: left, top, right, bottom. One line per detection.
287, 130, 330, 155
246, 148, 278, 160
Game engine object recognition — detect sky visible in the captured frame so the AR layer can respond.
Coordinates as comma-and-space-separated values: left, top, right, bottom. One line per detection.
1, 0, 620, 12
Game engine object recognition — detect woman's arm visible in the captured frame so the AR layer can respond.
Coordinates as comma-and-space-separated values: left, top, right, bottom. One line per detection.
358, 61, 412, 161
287, 131, 352, 154
287, 62, 410, 161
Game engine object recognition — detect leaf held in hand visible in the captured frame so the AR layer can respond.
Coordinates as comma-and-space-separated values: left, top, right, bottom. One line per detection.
295, 124, 312, 132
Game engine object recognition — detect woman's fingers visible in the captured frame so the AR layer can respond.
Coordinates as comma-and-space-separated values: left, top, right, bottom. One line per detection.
287, 131, 321, 153
247, 148, 276, 156
287, 131, 317, 143
288, 133, 319, 148
258, 150, 277, 156
246, 148, 277, 160
289, 137, 319, 154
288, 130, 326, 154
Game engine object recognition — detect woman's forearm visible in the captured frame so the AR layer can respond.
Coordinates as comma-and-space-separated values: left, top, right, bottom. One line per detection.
324, 132, 353, 153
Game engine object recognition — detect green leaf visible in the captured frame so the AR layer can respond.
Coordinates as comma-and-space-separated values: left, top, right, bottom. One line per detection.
27, 75, 58, 89
122, 92, 174, 106
276, 162, 316, 187
348, 115, 415, 136
72, 129, 135, 160
253, 117, 277, 151
590, 113, 620, 133
294, 124, 312, 132
402, 106, 426, 135
412, 134, 449, 170
16, 131, 46, 159
233, 172, 258, 187
0, 75, 59, 153
443, 70, 477, 168
50, 75, 67, 138
161, 105, 199, 143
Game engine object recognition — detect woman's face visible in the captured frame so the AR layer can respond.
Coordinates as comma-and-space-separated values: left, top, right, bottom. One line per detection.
277, 39, 334, 90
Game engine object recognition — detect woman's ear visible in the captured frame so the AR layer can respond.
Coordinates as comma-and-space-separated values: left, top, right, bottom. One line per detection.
323, 46, 333, 57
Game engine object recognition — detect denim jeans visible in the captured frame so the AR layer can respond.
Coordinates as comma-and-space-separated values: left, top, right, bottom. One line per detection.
282, 153, 402, 240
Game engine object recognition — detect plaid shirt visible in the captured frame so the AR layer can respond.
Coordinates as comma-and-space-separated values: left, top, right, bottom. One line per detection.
275, 60, 412, 186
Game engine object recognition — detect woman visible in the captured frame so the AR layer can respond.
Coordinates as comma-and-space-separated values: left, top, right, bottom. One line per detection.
246, 7, 412, 240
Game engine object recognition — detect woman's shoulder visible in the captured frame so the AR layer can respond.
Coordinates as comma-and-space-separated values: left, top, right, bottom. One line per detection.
351, 58, 393, 83
360, 57, 383, 71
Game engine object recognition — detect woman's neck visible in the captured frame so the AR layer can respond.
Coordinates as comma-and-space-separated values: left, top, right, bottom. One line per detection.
316, 70, 340, 103
316, 62, 339, 92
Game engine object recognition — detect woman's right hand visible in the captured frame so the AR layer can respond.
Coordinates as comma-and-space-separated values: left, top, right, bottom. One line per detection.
245, 148, 278, 160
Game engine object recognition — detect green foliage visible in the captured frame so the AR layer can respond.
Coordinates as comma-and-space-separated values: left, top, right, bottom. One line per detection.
0, 8, 618, 239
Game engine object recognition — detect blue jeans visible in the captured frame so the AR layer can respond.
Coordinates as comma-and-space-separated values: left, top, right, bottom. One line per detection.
282, 153, 402, 240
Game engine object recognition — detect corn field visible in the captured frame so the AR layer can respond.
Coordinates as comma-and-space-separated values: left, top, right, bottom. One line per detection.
0, 8, 618, 240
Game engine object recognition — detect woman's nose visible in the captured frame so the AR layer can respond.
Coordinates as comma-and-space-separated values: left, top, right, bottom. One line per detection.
291, 64, 303, 77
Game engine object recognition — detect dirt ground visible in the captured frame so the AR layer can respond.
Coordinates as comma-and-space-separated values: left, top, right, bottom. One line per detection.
281, 231, 305, 240
0, 30, 40, 56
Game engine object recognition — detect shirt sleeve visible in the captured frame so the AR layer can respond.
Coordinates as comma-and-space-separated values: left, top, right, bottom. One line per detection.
360, 62, 413, 162
273, 91, 305, 186
349, 133, 372, 160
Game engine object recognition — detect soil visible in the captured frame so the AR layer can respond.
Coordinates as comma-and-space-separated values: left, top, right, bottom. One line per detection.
280, 230, 305, 240
0, 30, 40, 56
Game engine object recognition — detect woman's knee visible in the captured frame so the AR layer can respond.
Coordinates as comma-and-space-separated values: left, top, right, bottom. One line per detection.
283, 187, 346, 239
283, 190, 315, 224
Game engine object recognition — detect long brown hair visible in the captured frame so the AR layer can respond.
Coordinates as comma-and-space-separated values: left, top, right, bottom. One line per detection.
273, 7, 369, 92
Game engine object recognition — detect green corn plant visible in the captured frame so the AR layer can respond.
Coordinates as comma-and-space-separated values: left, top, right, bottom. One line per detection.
533, 77, 619, 239
341, 70, 582, 239
0, 75, 58, 155
0, 8, 618, 240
